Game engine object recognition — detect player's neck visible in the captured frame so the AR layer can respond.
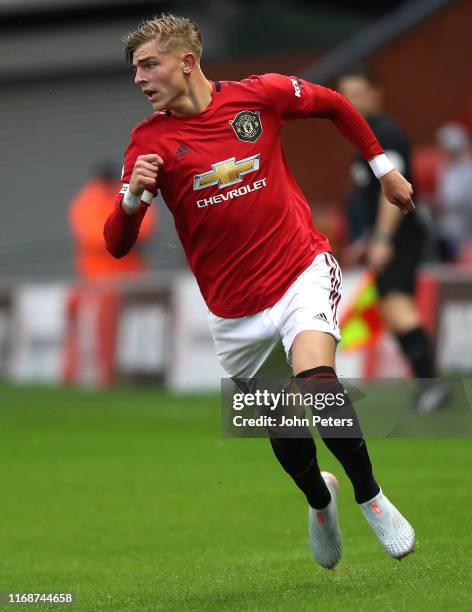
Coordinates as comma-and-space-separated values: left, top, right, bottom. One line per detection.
169, 70, 213, 118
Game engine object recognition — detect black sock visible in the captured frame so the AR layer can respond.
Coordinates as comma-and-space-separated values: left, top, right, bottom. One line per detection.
268, 432, 331, 509
322, 437, 379, 503
395, 326, 436, 379
296, 366, 380, 504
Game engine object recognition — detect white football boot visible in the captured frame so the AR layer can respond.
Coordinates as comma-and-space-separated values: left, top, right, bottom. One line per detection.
308, 471, 342, 569
359, 488, 415, 559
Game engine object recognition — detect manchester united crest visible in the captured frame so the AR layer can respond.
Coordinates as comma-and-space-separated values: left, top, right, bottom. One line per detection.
230, 110, 263, 143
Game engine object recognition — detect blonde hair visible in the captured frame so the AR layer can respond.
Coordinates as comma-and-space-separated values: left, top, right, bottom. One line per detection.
123, 13, 203, 64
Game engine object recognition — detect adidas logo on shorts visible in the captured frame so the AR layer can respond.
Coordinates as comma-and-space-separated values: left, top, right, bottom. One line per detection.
313, 312, 328, 323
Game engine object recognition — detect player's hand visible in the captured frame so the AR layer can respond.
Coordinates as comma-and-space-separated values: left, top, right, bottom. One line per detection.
379, 170, 415, 214
367, 236, 393, 272
129, 153, 163, 196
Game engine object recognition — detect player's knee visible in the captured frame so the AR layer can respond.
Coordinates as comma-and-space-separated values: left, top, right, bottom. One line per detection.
291, 331, 336, 374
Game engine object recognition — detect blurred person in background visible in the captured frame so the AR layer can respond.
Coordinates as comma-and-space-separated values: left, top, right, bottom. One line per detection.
434, 123, 472, 262
104, 13, 418, 571
69, 162, 156, 279
338, 67, 449, 414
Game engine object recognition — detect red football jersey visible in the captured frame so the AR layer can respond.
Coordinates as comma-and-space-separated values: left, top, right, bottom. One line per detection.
105, 73, 383, 317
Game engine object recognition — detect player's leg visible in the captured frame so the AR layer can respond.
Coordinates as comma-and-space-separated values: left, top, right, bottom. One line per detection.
291, 329, 415, 560
292, 330, 379, 505
209, 311, 341, 568
208, 309, 332, 513
250, 343, 335, 524
281, 330, 345, 569
257, 345, 343, 569
265, 254, 347, 567
274, 252, 415, 560
273, 254, 378, 504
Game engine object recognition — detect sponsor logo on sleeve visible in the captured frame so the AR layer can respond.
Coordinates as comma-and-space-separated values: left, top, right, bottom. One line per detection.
290, 78, 302, 98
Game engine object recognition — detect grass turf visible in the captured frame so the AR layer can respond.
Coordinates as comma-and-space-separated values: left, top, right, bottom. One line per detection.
0, 381, 471, 611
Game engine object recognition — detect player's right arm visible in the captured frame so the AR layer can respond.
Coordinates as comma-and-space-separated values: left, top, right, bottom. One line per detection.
122, 153, 163, 214
104, 129, 162, 258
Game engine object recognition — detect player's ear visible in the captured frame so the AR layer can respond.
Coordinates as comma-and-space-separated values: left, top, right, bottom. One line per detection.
182, 52, 196, 75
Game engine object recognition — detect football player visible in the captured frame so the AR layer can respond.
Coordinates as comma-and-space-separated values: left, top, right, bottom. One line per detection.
104, 14, 415, 568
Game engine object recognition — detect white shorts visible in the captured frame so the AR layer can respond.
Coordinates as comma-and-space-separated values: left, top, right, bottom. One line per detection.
208, 252, 342, 378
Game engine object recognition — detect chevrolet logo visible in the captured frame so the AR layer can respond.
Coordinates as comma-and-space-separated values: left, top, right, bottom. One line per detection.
193, 154, 260, 190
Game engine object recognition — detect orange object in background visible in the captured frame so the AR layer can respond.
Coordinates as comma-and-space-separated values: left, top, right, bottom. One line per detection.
69, 164, 157, 279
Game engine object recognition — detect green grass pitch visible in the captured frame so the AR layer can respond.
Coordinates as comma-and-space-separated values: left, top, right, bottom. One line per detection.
0, 381, 470, 611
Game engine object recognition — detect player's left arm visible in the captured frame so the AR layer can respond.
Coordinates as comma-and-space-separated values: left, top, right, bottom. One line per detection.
259, 74, 415, 214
